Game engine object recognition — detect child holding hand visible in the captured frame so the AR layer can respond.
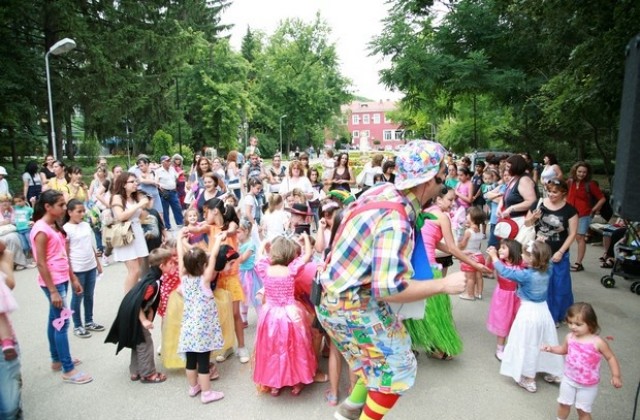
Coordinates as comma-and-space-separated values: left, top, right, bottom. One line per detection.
253, 233, 317, 397
487, 240, 563, 393
458, 206, 486, 300
542, 302, 622, 420
177, 230, 228, 404
486, 239, 523, 361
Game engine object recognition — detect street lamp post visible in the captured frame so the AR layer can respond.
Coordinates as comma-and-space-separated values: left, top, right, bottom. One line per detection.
279, 114, 287, 155
45, 38, 76, 160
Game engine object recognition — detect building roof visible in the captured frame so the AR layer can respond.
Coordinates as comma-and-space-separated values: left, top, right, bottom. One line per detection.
342, 100, 398, 114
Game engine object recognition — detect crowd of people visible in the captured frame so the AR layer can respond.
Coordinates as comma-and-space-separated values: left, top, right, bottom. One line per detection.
0, 140, 624, 419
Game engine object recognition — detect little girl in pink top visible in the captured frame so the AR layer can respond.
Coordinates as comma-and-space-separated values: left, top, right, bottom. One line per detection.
30, 190, 92, 384
542, 302, 622, 420
486, 239, 523, 361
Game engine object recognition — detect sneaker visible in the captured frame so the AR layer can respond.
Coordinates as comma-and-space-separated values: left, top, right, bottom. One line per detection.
517, 378, 537, 393
334, 401, 364, 420
215, 347, 234, 363
101, 255, 109, 267
543, 374, 562, 384
85, 322, 105, 332
73, 327, 92, 338
200, 389, 224, 404
237, 347, 250, 364
495, 350, 504, 361
188, 384, 201, 397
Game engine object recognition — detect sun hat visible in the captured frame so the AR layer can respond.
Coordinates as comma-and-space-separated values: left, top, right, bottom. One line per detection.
394, 140, 447, 190
285, 203, 312, 216
327, 189, 356, 205
0, 166, 7, 176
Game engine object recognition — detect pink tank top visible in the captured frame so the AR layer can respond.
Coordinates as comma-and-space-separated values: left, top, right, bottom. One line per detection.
30, 219, 70, 287
420, 217, 443, 264
565, 334, 602, 386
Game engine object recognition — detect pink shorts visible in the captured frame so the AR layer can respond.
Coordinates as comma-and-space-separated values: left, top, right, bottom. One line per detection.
460, 253, 486, 272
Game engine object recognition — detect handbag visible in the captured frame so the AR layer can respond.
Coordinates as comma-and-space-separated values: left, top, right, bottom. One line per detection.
103, 220, 134, 248
310, 272, 323, 306
0, 224, 17, 236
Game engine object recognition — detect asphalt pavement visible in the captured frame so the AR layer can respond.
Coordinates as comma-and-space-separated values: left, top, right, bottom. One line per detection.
10, 239, 640, 420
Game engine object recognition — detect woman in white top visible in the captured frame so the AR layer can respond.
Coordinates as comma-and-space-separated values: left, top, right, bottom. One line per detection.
110, 172, 150, 292
358, 153, 384, 192
278, 160, 314, 200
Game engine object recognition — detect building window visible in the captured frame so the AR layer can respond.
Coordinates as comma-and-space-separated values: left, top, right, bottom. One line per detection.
363, 114, 370, 124
352, 115, 360, 125
383, 130, 393, 140
361, 130, 370, 138
373, 113, 380, 124
352, 130, 359, 138
395, 130, 404, 140
384, 114, 391, 123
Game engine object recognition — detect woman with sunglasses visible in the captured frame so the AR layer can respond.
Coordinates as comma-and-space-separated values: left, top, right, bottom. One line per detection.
525, 177, 578, 325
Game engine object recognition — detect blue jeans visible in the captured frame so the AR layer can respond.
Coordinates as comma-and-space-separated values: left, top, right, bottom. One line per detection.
16, 230, 30, 253
41, 282, 75, 373
0, 345, 22, 420
71, 268, 97, 328
160, 189, 184, 229
93, 226, 103, 253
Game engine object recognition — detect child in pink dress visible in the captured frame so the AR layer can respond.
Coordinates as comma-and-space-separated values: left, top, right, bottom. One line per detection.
253, 233, 317, 397
486, 239, 523, 361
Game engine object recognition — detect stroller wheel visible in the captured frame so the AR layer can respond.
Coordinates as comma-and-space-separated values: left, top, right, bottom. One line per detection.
602, 276, 615, 288
631, 281, 640, 294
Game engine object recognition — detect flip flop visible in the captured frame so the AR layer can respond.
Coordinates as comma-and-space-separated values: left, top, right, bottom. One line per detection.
209, 363, 220, 381
140, 372, 167, 384
600, 259, 614, 268
270, 387, 281, 397
51, 358, 82, 372
62, 371, 93, 385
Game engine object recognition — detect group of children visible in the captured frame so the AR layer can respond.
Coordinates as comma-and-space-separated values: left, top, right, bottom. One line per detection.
0, 152, 625, 419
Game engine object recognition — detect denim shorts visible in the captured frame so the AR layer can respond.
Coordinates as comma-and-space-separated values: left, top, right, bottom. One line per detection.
577, 216, 592, 235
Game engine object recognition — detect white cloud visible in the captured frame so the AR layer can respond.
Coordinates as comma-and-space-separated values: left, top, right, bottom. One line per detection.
221, 0, 402, 101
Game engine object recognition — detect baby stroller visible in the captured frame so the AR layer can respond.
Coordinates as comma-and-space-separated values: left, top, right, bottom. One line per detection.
600, 220, 640, 295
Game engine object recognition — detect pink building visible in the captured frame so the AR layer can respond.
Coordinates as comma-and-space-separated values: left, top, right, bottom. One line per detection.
341, 100, 404, 151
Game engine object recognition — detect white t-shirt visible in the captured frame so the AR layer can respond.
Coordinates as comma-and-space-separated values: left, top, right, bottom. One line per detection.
63, 221, 97, 272
278, 176, 313, 198
156, 165, 178, 190
0, 179, 8, 195
261, 209, 289, 241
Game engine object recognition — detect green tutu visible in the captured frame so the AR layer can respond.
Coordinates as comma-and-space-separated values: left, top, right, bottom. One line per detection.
403, 269, 463, 356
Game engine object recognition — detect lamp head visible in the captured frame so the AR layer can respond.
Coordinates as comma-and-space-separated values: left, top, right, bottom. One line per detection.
49, 38, 76, 55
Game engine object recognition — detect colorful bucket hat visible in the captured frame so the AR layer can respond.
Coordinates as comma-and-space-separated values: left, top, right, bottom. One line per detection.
394, 140, 446, 190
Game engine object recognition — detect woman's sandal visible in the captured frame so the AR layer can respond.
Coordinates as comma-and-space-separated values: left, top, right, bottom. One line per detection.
209, 363, 220, 381
140, 372, 167, 384
290, 384, 304, 396
600, 259, 615, 269
62, 371, 93, 385
130, 374, 141, 382
570, 263, 585, 272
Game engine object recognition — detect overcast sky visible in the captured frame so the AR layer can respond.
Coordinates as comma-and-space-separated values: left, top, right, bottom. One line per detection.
221, 0, 403, 101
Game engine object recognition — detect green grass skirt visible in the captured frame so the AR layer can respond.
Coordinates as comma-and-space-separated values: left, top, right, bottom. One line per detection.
403, 282, 463, 356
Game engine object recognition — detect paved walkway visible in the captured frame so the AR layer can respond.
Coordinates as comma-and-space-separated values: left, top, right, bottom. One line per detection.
10, 241, 640, 419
